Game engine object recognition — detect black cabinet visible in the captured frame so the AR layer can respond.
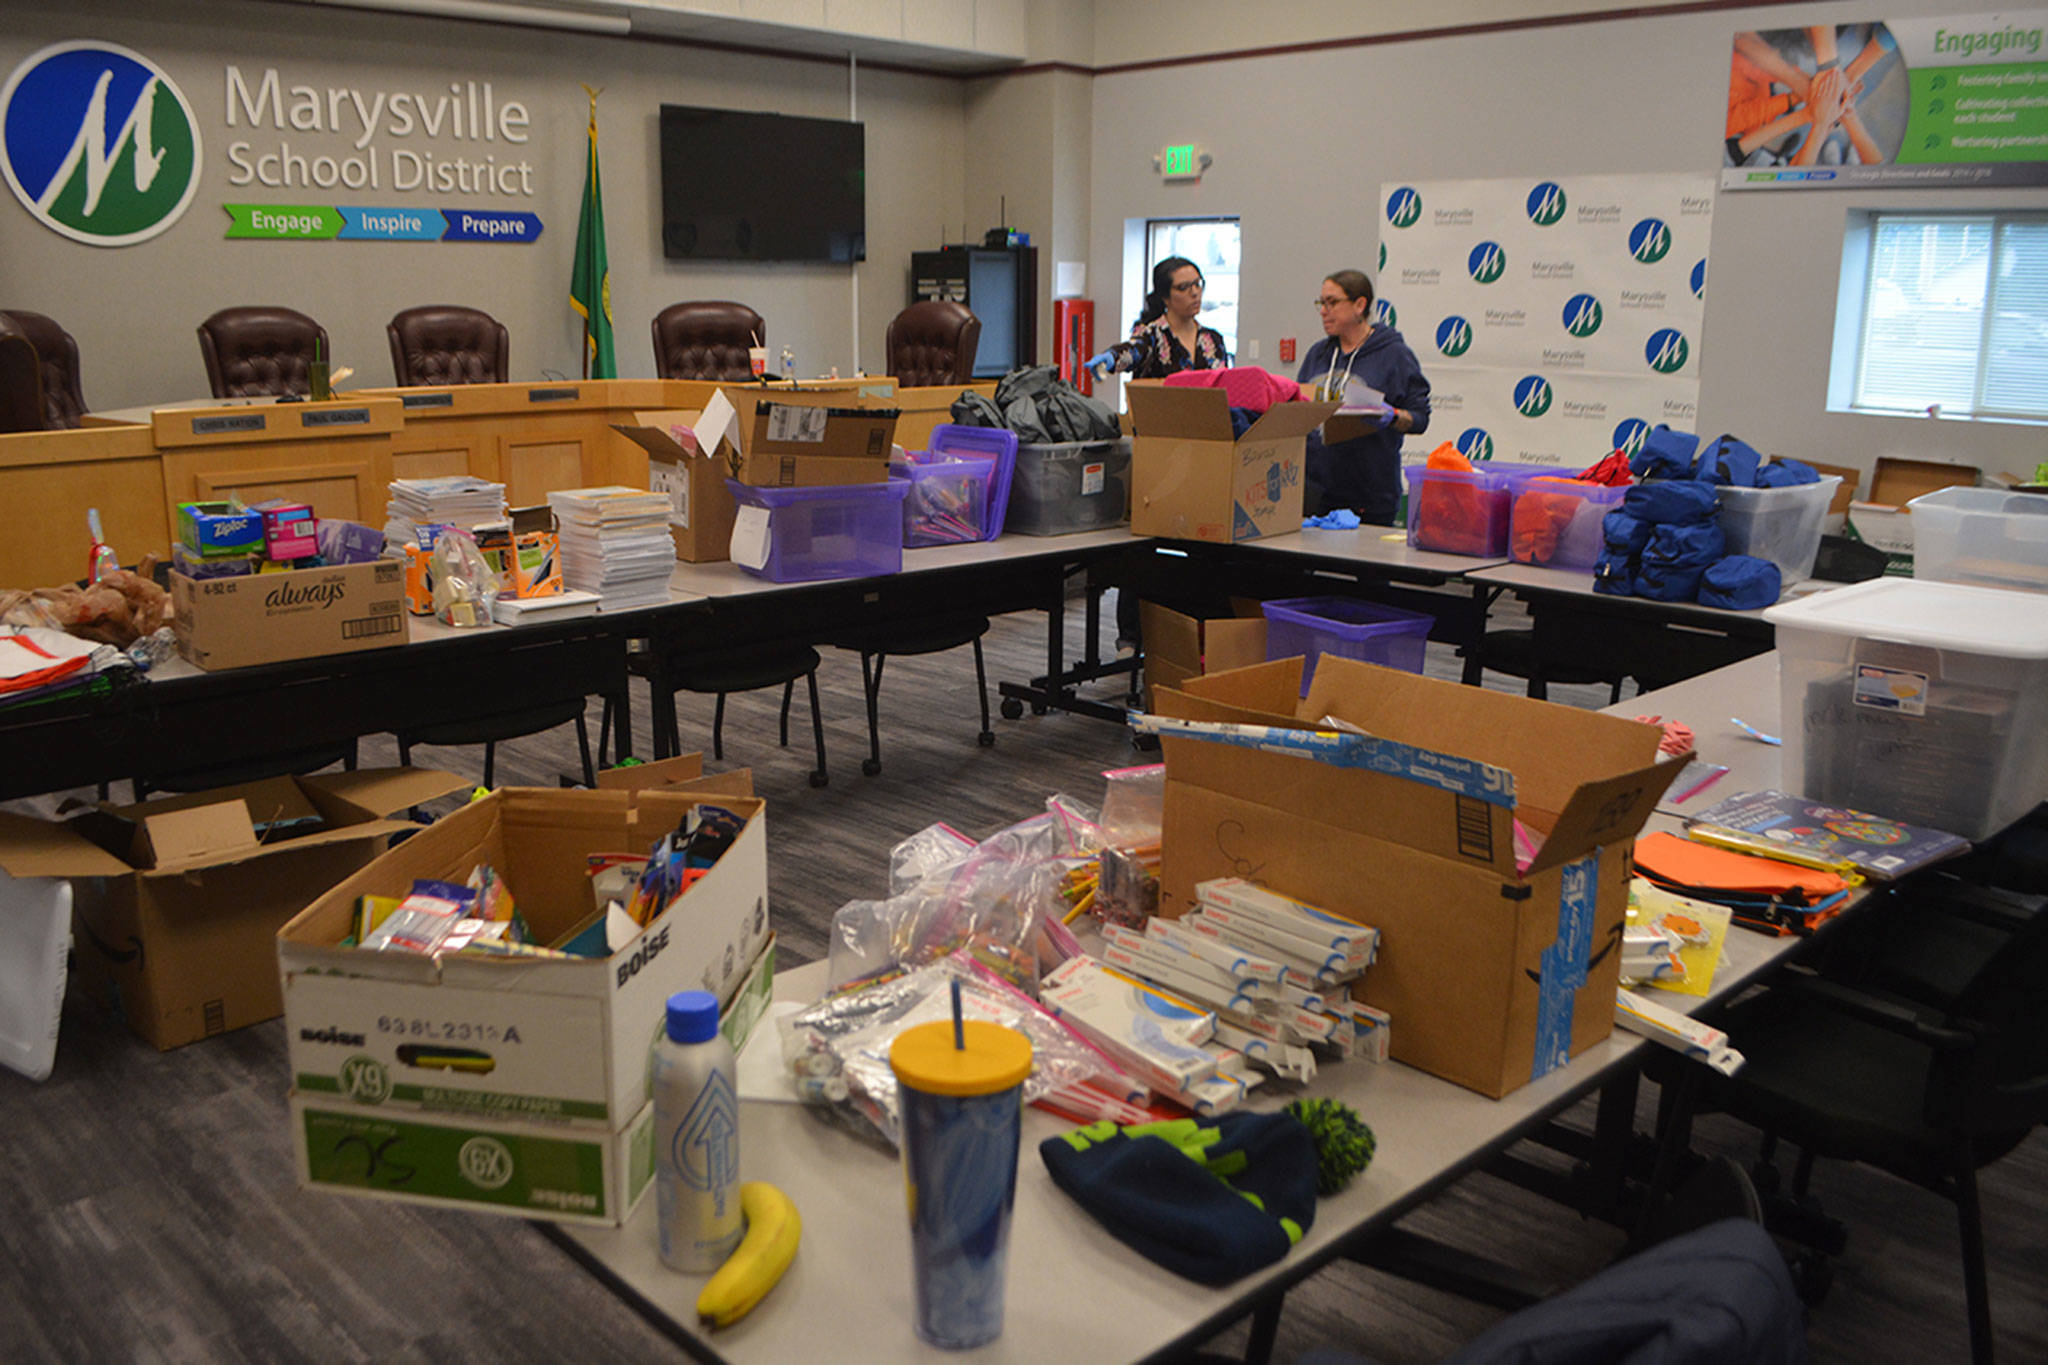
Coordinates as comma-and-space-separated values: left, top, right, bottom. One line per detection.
910, 246, 1038, 379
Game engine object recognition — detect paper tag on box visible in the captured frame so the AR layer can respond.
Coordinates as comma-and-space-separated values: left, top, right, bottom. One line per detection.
1082, 461, 1105, 496
1853, 663, 1928, 716
765, 403, 827, 443
730, 505, 772, 570
649, 459, 690, 528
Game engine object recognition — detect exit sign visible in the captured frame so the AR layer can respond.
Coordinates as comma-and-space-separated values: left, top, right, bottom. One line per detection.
1156, 143, 1209, 182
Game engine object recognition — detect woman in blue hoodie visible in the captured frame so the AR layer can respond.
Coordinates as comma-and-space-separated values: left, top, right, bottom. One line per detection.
1296, 270, 1431, 524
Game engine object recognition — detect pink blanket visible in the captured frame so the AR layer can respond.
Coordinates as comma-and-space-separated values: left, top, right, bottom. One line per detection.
1162, 366, 1301, 413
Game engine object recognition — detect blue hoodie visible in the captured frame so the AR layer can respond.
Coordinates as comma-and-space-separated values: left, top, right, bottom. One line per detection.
1296, 328, 1432, 524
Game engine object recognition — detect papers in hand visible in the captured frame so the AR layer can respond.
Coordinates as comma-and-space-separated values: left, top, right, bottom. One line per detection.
1333, 378, 1389, 417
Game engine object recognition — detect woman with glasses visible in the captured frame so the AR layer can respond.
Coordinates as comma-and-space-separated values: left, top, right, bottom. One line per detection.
1088, 256, 1230, 379
1298, 270, 1431, 525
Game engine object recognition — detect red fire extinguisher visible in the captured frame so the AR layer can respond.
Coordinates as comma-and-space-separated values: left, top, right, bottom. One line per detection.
1054, 298, 1095, 395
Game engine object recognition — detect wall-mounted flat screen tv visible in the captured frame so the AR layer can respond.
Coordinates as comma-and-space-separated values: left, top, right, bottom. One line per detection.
659, 105, 865, 263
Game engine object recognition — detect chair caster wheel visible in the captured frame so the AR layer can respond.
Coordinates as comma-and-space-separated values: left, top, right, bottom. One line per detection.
861, 758, 881, 777
808, 771, 829, 788
977, 731, 995, 748
1000, 697, 1024, 720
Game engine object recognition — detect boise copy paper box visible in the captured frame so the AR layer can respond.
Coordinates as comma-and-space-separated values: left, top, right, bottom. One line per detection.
611, 406, 741, 563
279, 782, 770, 1137
1125, 382, 1335, 543
1151, 656, 1682, 1098
0, 768, 469, 1050
171, 558, 406, 670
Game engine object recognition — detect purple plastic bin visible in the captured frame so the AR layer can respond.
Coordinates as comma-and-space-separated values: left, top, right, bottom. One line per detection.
1261, 596, 1434, 695
894, 452, 997, 547
1506, 478, 1627, 569
725, 478, 908, 583
928, 424, 1018, 540
1403, 461, 1554, 558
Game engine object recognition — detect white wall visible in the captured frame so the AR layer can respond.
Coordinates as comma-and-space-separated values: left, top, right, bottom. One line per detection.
1085, 0, 2048, 483
1, 0, 966, 408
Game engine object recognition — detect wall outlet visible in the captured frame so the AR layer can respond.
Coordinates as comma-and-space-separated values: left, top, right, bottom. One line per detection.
1245, 338, 1260, 360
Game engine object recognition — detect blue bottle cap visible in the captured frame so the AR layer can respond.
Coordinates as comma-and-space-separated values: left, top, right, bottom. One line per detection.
665, 990, 721, 1044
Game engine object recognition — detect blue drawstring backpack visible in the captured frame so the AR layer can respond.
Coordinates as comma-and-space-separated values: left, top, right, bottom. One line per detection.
1635, 521, 1727, 601
1698, 554, 1783, 609
1630, 425, 1702, 481
1754, 457, 1821, 488
1695, 434, 1763, 488
1623, 480, 1719, 526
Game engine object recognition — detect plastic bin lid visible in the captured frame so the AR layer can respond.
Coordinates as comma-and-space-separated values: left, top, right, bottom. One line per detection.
889, 1019, 1032, 1096
1763, 579, 2048, 658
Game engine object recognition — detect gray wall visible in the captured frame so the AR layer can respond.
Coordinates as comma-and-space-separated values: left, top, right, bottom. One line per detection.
1, 0, 966, 409
1085, 0, 2048, 484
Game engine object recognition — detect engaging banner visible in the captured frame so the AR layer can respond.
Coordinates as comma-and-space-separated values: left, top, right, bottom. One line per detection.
1377, 174, 1713, 468
1722, 14, 2048, 189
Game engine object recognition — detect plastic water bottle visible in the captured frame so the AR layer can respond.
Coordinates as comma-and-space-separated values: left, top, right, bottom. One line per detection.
780, 346, 795, 381
654, 990, 742, 1272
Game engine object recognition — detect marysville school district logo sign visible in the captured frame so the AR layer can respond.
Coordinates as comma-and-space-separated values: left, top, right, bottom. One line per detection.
1, 42, 202, 246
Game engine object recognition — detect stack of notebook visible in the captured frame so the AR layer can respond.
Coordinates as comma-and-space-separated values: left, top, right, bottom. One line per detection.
546, 486, 673, 611
384, 476, 508, 548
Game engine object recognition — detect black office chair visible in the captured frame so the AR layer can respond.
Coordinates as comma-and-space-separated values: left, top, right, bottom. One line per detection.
396, 700, 596, 790
126, 742, 359, 803
830, 614, 993, 777
1458, 627, 1629, 703
1644, 892, 2048, 1365
632, 642, 829, 788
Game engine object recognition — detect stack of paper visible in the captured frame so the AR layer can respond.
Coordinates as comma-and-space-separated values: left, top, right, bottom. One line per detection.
384, 476, 508, 548
546, 486, 673, 611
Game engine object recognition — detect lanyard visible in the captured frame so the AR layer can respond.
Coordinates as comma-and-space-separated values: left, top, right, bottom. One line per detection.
1321, 334, 1366, 402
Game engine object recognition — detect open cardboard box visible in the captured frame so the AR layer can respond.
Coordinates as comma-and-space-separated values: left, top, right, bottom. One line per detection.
1151, 657, 1683, 1098
610, 405, 741, 563
1139, 598, 1268, 710
1126, 381, 1335, 543
0, 768, 469, 1049
738, 393, 899, 488
1845, 456, 1980, 572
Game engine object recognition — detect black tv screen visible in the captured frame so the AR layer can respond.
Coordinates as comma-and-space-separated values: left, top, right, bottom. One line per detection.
659, 106, 865, 263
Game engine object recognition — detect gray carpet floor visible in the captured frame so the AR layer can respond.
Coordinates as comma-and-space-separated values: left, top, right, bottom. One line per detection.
3, 592, 2042, 1363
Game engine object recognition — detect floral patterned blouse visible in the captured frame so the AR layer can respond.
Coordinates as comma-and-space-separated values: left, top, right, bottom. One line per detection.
1106, 316, 1231, 379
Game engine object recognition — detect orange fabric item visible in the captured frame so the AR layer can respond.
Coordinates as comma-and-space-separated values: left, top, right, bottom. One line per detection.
1414, 441, 1495, 555
1633, 832, 1850, 901
1511, 486, 1580, 564
1426, 442, 1472, 472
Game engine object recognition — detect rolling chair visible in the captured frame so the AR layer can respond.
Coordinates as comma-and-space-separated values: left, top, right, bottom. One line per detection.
1457, 627, 1630, 704
626, 641, 829, 788
197, 306, 329, 399
0, 313, 48, 434
651, 301, 764, 381
885, 301, 981, 387
395, 701, 597, 791
830, 614, 994, 777
387, 305, 509, 386
0, 309, 85, 427
127, 742, 359, 803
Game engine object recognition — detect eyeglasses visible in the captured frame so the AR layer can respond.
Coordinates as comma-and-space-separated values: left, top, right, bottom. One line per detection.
1171, 279, 1204, 293
1314, 295, 1354, 310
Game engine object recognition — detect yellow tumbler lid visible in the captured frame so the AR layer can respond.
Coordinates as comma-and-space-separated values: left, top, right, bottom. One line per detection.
889, 1019, 1033, 1096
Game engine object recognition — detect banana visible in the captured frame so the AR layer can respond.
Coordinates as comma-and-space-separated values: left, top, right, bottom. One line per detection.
694, 1180, 801, 1329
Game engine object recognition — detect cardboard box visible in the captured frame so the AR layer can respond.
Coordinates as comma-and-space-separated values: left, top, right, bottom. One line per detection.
593, 752, 755, 799
1126, 382, 1335, 543
171, 558, 407, 671
1846, 457, 1980, 575
279, 782, 770, 1135
894, 381, 996, 453
1152, 656, 1681, 1098
0, 768, 469, 1049
1139, 598, 1268, 710
611, 408, 740, 562
738, 398, 898, 488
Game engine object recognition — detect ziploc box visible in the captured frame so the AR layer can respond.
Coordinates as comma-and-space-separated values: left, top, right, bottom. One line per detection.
1151, 655, 1682, 1099
1125, 381, 1335, 543
0, 769, 469, 1050
178, 500, 264, 556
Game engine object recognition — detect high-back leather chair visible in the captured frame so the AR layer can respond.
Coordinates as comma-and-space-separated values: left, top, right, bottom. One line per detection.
0, 313, 49, 434
0, 310, 85, 428
196, 306, 329, 399
886, 301, 981, 387
651, 301, 764, 381
387, 305, 509, 387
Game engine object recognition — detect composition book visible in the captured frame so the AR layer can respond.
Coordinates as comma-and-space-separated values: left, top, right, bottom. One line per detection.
1683, 789, 1970, 880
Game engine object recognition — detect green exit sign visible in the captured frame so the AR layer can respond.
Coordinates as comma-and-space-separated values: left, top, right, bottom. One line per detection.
1157, 143, 1207, 181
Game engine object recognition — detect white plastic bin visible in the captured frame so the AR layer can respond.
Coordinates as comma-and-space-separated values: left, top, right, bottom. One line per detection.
0, 872, 70, 1081
1906, 486, 2048, 593
1764, 579, 2048, 841
1716, 476, 1840, 584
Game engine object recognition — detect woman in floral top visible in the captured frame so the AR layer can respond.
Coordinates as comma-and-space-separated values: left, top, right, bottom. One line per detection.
1090, 256, 1231, 379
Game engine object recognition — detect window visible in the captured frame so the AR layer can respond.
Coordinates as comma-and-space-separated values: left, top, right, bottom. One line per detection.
1848, 212, 2048, 419
1146, 217, 1240, 359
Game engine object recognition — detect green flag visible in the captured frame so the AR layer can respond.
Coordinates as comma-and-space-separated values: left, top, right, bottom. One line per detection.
570, 87, 616, 379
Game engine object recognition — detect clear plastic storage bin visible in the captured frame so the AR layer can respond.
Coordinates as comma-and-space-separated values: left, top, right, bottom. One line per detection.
1404, 462, 1549, 557
1715, 476, 1840, 584
725, 479, 908, 583
925, 424, 1018, 541
1261, 596, 1435, 695
1764, 578, 2048, 841
1508, 478, 1627, 569
1906, 486, 2048, 593
894, 452, 995, 547
1004, 439, 1131, 535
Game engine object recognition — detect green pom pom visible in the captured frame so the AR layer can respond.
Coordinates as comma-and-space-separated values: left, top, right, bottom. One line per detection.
1284, 1097, 1375, 1195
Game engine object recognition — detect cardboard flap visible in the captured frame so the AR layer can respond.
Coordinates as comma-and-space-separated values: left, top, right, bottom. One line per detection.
1126, 382, 1230, 439
1241, 400, 1338, 443
1204, 617, 1269, 674
595, 753, 705, 791
1170, 657, 1311, 723
308, 768, 474, 818
1140, 602, 1205, 672
141, 802, 261, 867
1523, 757, 1687, 874
1866, 457, 1979, 508
0, 810, 134, 878
611, 414, 698, 462
660, 770, 756, 800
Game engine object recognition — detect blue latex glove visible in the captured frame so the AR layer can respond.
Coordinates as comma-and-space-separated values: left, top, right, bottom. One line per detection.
1373, 406, 1398, 431
1086, 349, 1118, 377
1303, 509, 1362, 530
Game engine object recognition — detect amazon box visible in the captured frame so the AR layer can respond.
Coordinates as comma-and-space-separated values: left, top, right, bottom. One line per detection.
1126, 382, 1336, 542
738, 398, 899, 487
1151, 657, 1683, 1098
0, 768, 469, 1049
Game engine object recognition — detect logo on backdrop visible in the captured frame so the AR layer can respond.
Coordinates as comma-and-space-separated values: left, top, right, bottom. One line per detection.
0, 41, 202, 246
1613, 418, 1650, 458
1562, 294, 1603, 338
1373, 299, 1396, 328
1526, 181, 1567, 226
1378, 241, 1387, 270
1435, 315, 1472, 357
1513, 374, 1554, 418
1386, 186, 1421, 228
1645, 328, 1690, 374
1690, 258, 1707, 299
1456, 427, 1495, 461
1628, 217, 1672, 263
1467, 240, 1506, 284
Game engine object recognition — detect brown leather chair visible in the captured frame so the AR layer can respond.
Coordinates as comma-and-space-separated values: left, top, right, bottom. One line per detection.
886, 300, 981, 387
196, 306, 329, 399
0, 313, 48, 434
0, 310, 85, 428
651, 301, 764, 381
387, 305, 509, 387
